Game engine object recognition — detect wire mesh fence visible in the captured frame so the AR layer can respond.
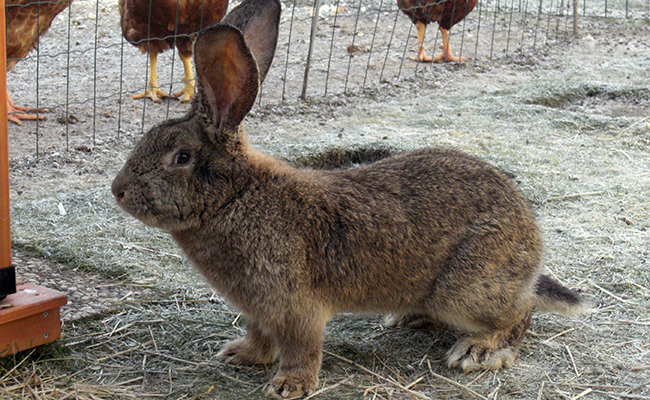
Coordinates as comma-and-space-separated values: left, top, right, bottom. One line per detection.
4, 0, 649, 154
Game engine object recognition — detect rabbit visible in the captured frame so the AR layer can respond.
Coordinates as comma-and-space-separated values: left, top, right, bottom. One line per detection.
111, 0, 587, 397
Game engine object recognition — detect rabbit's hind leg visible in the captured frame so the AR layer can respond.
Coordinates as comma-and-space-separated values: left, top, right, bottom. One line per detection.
446, 309, 532, 372
217, 317, 278, 365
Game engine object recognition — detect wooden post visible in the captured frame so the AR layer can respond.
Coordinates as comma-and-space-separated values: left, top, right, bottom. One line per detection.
0, 0, 16, 302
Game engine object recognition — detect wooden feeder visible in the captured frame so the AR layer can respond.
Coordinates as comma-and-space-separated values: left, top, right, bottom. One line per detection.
0, 1, 68, 357
0, 283, 67, 356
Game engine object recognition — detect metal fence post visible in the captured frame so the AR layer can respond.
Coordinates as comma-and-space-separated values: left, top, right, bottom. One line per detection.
573, 0, 578, 36
301, 0, 322, 100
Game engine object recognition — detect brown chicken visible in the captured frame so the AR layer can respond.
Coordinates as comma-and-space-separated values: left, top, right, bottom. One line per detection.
398, 0, 477, 63
119, 0, 229, 102
5, 0, 71, 125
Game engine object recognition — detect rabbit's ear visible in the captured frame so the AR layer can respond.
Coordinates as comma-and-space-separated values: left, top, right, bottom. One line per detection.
194, 25, 259, 132
221, 0, 282, 84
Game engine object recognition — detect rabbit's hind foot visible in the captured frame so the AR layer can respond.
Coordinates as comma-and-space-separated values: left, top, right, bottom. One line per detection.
446, 339, 517, 372
446, 310, 532, 373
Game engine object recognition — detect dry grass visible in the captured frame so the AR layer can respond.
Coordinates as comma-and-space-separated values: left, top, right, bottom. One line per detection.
0, 350, 143, 399
2, 296, 648, 399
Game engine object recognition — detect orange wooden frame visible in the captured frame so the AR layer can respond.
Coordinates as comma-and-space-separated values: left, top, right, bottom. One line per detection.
0, 283, 67, 356
0, 4, 68, 357
1, 0, 12, 272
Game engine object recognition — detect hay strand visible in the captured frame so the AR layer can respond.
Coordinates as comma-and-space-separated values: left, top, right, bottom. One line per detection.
323, 350, 430, 399
426, 360, 489, 400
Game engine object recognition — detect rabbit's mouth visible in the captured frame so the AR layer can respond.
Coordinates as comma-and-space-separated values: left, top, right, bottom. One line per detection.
112, 181, 161, 228
114, 192, 155, 224
114, 190, 197, 232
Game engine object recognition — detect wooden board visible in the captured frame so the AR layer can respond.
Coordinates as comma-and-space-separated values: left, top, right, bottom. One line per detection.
0, 283, 67, 356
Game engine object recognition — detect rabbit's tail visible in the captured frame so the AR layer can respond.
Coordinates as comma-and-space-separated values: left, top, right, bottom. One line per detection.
533, 274, 590, 315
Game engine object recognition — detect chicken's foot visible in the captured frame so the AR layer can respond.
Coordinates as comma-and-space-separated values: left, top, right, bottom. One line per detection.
431, 27, 468, 63
410, 23, 469, 63
132, 53, 173, 102
409, 21, 434, 63
172, 52, 195, 103
6, 92, 47, 125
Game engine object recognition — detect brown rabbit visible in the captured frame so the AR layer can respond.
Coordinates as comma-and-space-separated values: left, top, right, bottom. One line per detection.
112, 0, 586, 397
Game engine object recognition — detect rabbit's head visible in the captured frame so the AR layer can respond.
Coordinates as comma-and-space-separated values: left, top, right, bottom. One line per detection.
112, 0, 281, 231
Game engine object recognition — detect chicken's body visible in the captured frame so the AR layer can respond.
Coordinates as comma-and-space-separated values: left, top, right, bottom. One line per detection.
5, 0, 71, 124
398, 0, 477, 63
119, 0, 229, 102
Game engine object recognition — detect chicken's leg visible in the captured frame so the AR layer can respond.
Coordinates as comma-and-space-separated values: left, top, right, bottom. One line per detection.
409, 21, 433, 63
172, 52, 195, 103
432, 27, 468, 63
132, 53, 172, 102
6, 92, 47, 125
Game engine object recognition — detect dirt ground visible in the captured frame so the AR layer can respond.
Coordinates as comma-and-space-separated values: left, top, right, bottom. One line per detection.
2, 0, 650, 399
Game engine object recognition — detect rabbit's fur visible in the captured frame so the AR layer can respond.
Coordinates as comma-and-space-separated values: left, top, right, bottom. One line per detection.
112, 0, 585, 397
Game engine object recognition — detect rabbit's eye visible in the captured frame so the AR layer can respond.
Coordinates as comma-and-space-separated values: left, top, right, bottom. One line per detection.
174, 152, 191, 166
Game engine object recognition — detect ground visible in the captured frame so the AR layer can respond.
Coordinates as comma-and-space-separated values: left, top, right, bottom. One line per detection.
1, 0, 649, 399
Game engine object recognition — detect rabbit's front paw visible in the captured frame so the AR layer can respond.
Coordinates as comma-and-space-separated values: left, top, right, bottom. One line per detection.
217, 338, 277, 365
265, 372, 318, 399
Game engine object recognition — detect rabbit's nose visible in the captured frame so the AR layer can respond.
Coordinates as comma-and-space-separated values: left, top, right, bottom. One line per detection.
111, 173, 127, 202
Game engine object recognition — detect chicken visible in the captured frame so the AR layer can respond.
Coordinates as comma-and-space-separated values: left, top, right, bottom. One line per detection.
119, 0, 229, 102
398, 0, 477, 63
5, 0, 71, 125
